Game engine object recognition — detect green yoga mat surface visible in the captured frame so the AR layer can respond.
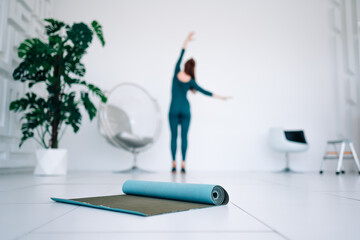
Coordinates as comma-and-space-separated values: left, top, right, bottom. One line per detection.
51, 180, 229, 216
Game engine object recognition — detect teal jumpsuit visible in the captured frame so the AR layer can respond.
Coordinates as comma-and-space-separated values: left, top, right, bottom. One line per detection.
169, 49, 213, 161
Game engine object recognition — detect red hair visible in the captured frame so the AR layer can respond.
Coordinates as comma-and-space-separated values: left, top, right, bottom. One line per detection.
185, 58, 196, 92
184, 58, 195, 79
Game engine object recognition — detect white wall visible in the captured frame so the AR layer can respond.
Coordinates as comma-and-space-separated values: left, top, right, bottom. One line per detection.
53, 0, 344, 171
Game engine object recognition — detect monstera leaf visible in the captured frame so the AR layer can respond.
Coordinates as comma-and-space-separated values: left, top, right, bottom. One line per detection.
44, 19, 66, 35
17, 38, 43, 59
91, 20, 105, 46
80, 81, 107, 102
67, 23, 93, 50
14, 37, 52, 85
81, 92, 97, 120
62, 92, 81, 133
10, 93, 49, 147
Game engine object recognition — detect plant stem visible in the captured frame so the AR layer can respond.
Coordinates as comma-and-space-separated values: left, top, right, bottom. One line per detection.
58, 125, 67, 142
41, 125, 49, 149
33, 136, 45, 148
35, 127, 45, 148
50, 53, 63, 149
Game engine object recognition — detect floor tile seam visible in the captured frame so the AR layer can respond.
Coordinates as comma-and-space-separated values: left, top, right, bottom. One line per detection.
230, 202, 290, 240
35, 183, 124, 185
31, 230, 275, 234
1, 184, 43, 192
255, 179, 354, 195
0, 189, 119, 205
14, 206, 79, 240
257, 179, 306, 190
312, 190, 360, 193
0, 202, 54, 205
1, 183, 123, 193
324, 193, 360, 202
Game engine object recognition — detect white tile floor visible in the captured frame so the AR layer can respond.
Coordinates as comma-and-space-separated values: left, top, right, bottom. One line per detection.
1, 171, 360, 240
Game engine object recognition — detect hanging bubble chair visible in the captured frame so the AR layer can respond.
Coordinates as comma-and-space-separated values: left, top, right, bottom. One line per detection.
98, 83, 161, 173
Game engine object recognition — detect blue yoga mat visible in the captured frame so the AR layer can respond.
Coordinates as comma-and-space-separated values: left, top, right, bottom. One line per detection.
122, 180, 229, 205
52, 180, 229, 216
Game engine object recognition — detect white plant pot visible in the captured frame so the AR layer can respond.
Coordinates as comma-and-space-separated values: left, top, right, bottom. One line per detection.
34, 149, 68, 176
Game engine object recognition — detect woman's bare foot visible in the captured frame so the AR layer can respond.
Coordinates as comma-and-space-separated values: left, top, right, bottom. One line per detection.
171, 161, 176, 173
181, 161, 186, 174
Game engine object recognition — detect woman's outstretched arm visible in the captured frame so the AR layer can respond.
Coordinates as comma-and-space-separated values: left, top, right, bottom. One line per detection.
175, 32, 195, 73
190, 79, 213, 96
212, 94, 232, 101
191, 80, 232, 100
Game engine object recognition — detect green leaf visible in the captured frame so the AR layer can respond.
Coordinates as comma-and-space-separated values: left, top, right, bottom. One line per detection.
67, 23, 93, 50
48, 35, 63, 48
9, 92, 39, 112
62, 92, 82, 133
10, 99, 29, 112
80, 81, 107, 103
64, 61, 85, 77
19, 130, 34, 147
18, 39, 42, 59
16, 99, 48, 148
91, 20, 105, 46
13, 62, 27, 80
73, 62, 85, 76
14, 38, 52, 83
81, 92, 97, 120
44, 19, 66, 35
63, 75, 81, 86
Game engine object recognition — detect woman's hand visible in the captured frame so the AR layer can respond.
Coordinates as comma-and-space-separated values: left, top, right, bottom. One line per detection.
186, 32, 195, 42
183, 32, 195, 49
213, 94, 232, 101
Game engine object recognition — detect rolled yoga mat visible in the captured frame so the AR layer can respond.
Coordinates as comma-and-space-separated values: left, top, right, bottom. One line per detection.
51, 180, 229, 216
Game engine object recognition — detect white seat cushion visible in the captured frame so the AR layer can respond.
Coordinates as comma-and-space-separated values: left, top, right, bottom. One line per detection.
114, 131, 153, 149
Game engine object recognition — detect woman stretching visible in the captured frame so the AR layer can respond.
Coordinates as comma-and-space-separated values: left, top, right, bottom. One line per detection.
169, 32, 230, 173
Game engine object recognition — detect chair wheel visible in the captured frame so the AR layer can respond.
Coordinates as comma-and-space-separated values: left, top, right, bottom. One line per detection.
319, 170, 323, 174
336, 171, 340, 175
341, 170, 345, 174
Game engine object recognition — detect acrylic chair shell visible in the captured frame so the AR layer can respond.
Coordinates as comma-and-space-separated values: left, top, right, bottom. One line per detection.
98, 83, 162, 173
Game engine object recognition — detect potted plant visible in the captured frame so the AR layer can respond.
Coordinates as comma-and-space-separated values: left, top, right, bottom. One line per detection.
9, 19, 107, 175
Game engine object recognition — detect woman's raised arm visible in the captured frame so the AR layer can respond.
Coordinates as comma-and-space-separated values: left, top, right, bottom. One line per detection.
175, 32, 195, 73
183, 32, 195, 49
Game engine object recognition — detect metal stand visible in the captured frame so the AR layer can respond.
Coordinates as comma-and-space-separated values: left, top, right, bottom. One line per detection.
277, 153, 301, 173
113, 152, 152, 174
319, 140, 360, 175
